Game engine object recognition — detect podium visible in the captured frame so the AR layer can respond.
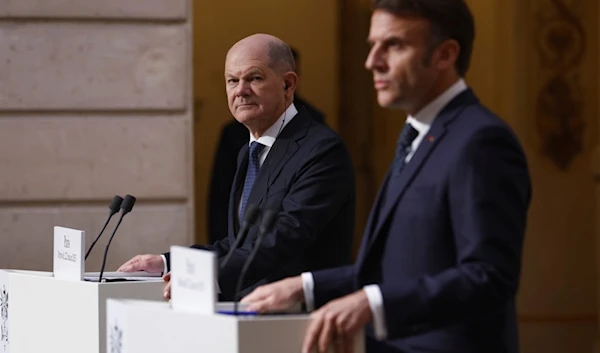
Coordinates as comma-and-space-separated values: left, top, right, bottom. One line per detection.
1, 269, 165, 353
106, 298, 365, 353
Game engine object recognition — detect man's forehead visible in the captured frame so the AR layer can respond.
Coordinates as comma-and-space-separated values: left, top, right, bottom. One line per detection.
368, 12, 430, 40
227, 43, 268, 61
224, 59, 269, 75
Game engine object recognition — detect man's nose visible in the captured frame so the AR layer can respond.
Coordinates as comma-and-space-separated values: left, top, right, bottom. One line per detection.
234, 81, 251, 97
365, 45, 384, 72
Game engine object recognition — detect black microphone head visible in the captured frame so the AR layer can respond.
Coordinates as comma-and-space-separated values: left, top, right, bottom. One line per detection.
258, 209, 278, 235
108, 195, 124, 216
120, 194, 136, 215
241, 204, 260, 227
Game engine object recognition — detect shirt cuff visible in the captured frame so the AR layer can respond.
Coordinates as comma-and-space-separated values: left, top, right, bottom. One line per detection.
160, 254, 168, 275
301, 272, 315, 312
363, 285, 387, 341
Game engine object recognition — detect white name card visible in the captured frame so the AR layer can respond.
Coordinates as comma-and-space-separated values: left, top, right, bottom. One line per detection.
53, 226, 85, 281
169, 246, 216, 314
0, 270, 10, 353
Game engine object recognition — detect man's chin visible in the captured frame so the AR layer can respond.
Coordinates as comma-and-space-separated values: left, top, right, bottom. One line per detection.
377, 94, 399, 109
234, 111, 260, 124
376, 91, 409, 110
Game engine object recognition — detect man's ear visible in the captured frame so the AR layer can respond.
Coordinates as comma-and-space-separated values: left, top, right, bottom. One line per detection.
434, 39, 460, 71
282, 71, 298, 97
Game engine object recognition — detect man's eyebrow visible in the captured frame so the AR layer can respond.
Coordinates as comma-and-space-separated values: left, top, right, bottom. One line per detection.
244, 68, 264, 76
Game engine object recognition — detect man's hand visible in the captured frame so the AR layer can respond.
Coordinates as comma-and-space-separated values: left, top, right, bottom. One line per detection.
303, 290, 372, 353
117, 254, 164, 273
163, 272, 171, 300
241, 276, 304, 313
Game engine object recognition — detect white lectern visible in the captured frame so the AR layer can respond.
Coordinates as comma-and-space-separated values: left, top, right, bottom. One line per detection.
1, 270, 164, 353
106, 299, 365, 353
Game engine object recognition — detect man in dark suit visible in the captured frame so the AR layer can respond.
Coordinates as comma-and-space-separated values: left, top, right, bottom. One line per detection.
242, 1, 532, 352
208, 47, 326, 244
117, 33, 355, 301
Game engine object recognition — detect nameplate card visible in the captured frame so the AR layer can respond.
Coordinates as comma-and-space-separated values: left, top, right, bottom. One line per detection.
169, 246, 216, 314
53, 226, 85, 281
0, 270, 9, 353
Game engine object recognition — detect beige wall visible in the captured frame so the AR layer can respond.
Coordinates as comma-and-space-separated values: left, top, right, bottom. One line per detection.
192, 0, 339, 243
516, 0, 598, 351
0, 0, 195, 272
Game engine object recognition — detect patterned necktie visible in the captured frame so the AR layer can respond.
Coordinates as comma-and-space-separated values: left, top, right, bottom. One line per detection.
239, 141, 266, 221
392, 123, 419, 176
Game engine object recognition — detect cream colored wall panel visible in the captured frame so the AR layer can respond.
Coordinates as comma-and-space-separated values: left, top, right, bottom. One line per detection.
517, 149, 597, 315
0, 0, 187, 19
0, 23, 187, 110
0, 116, 190, 200
0, 204, 192, 272
519, 321, 597, 353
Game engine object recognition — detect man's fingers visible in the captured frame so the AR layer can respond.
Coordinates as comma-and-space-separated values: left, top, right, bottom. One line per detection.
116, 260, 133, 272
335, 320, 352, 353
245, 299, 267, 313
118, 264, 134, 272
241, 287, 273, 308
318, 314, 334, 353
246, 296, 278, 313
303, 313, 324, 353
118, 256, 141, 272
118, 254, 163, 273
164, 281, 171, 299
240, 289, 264, 303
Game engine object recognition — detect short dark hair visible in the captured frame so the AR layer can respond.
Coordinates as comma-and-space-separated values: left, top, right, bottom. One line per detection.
372, 0, 475, 76
267, 41, 296, 73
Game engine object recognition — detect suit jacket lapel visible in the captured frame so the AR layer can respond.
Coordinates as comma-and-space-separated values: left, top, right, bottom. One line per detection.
245, 109, 310, 211
370, 123, 447, 241
229, 144, 249, 237
368, 89, 478, 245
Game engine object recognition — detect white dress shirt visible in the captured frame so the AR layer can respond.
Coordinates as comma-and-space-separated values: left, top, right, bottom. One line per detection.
302, 79, 468, 340
161, 103, 298, 275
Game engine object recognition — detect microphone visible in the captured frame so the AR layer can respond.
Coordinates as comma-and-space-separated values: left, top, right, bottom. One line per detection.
220, 204, 260, 270
98, 194, 136, 282
85, 195, 123, 260
233, 209, 278, 314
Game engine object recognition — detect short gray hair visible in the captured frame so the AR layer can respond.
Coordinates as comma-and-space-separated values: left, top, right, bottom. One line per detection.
267, 41, 296, 73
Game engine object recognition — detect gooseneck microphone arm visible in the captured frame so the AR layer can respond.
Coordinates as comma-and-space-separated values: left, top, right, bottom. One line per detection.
98, 194, 136, 282
220, 204, 260, 270
85, 195, 123, 260
233, 209, 278, 314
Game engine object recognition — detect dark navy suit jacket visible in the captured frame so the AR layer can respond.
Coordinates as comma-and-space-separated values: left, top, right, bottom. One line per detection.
312, 89, 531, 353
207, 95, 325, 244
167, 106, 355, 299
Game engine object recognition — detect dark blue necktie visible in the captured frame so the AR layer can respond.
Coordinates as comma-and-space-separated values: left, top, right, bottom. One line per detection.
239, 141, 266, 221
392, 123, 419, 176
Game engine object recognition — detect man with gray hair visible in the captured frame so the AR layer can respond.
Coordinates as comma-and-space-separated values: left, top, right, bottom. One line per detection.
118, 34, 356, 301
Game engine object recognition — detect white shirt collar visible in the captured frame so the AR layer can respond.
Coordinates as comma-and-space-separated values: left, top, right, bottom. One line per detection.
406, 78, 468, 135
249, 103, 298, 147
